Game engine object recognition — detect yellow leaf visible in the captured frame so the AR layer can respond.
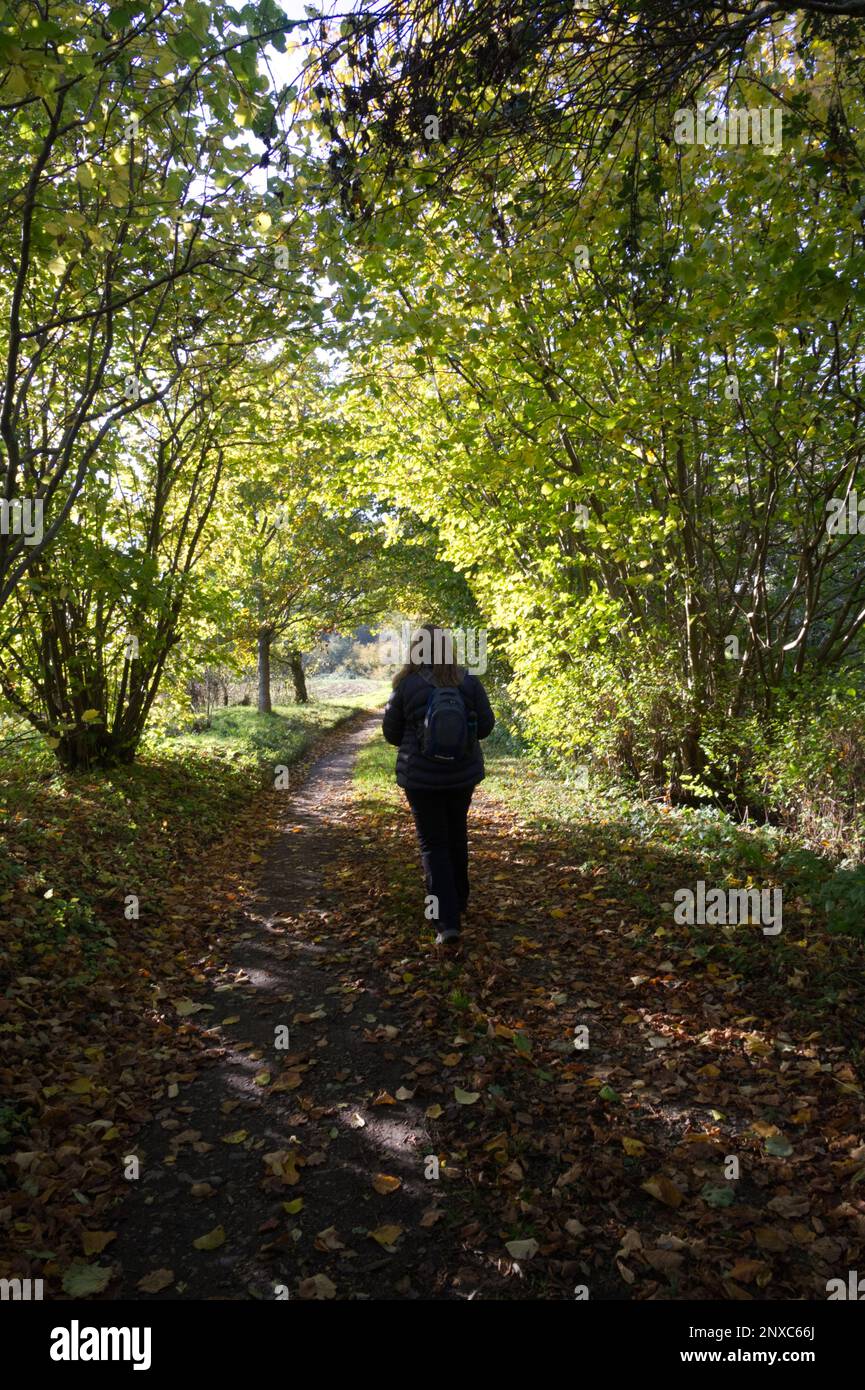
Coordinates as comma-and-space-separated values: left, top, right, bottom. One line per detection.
67, 1077, 93, 1094
81, 709, 102, 723
369, 1224, 403, 1247
425, 1104, 443, 1119
192, 1225, 225, 1251
372, 1174, 401, 1195
621, 1137, 645, 1157
263, 1149, 302, 1184
173, 998, 206, 1017
282, 1198, 304, 1215
220, 1129, 248, 1145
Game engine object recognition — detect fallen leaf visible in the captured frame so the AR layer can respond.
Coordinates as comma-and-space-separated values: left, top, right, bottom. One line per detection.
728, 1259, 771, 1283
192, 1226, 225, 1251
641, 1175, 683, 1208
137, 1268, 174, 1293
454, 1087, 480, 1105
62, 1263, 113, 1296
505, 1238, 539, 1260
173, 999, 208, 1017
372, 1174, 401, 1195
221, 1129, 249, 1145
369, 1224, 403, 1247
263, 1149, 302, 1184
765, 1135, 793, 1158
81, 1230, 116, 1256
315, 1226, 345, 1251
298, 1274, 336, 1299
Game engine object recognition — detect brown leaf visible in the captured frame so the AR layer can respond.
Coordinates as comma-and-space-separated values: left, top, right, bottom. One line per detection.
641, 1175, 683, 1209
298, 1274, 336, 1299
137, 1268, 174, 1294
81, 1230, 116, 1256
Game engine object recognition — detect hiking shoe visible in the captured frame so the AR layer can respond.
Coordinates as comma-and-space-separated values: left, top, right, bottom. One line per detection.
435, 926, 461, 946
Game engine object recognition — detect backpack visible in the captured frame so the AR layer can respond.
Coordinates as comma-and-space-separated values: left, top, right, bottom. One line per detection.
417, 674, 476, 761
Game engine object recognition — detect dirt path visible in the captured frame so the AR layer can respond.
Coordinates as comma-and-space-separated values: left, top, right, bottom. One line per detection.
109, 714, 476, 1301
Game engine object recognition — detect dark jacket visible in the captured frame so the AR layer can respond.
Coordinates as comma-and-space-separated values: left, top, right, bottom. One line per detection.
382, 667, 495, 790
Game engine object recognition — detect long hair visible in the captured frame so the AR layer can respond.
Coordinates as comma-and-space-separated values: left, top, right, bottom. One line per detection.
392, 624, 463, 689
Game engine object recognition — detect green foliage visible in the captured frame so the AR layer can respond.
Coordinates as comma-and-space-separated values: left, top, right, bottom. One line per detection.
162, 701, 364, 776
822, 864, 865, 937
316, 13, 865, 862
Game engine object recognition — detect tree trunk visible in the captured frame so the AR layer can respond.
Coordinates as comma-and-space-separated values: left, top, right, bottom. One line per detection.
258, 629, 273, 714
289, 649, 308, 704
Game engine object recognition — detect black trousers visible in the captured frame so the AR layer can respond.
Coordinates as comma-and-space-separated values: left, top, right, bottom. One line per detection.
404, 786, 474, 933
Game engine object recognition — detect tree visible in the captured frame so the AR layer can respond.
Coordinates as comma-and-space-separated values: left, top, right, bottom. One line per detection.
0, 354, 249, 768
317, 5, 865, 800
0, 0, 307, 609
310, 1, 865, 219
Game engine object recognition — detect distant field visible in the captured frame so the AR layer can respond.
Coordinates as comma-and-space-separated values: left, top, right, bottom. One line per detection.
308, 675, 389, 706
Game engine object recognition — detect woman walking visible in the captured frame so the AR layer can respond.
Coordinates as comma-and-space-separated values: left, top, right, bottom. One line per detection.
382, 624, 495, 946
